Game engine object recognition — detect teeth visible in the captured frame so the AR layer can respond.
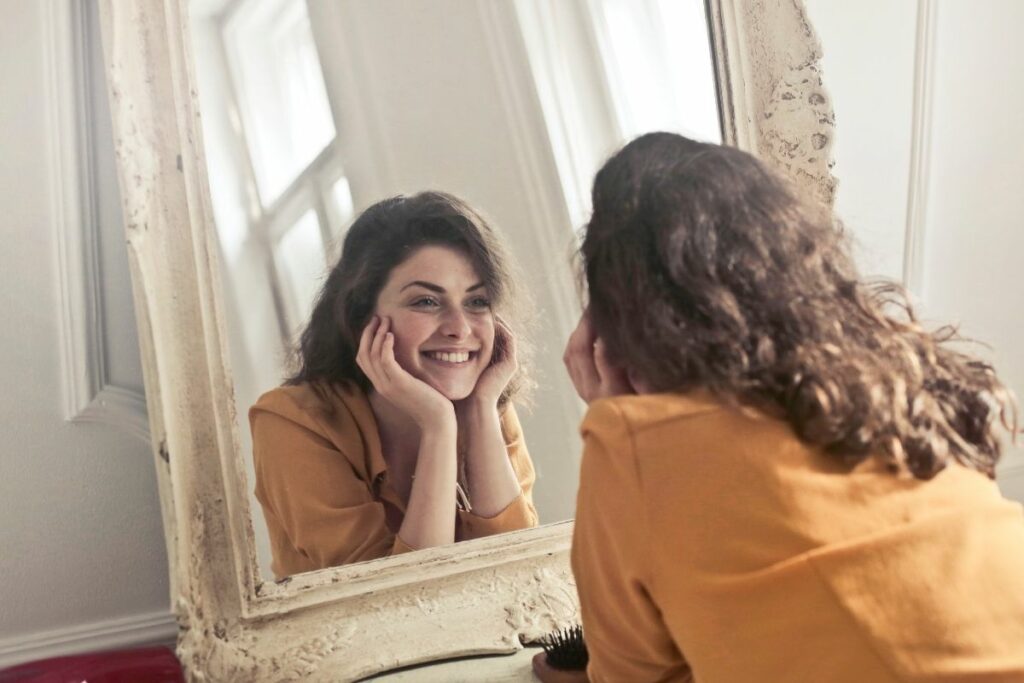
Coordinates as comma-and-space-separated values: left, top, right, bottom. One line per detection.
428, 351, 470, 363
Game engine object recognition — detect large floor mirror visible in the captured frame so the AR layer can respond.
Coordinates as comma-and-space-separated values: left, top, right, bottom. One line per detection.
97, 0, 835, 678
188, 0, 722, 581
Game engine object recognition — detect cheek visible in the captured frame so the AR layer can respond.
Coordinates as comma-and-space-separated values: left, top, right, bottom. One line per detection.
389, 334, 416, 366
387, 314, 430, 362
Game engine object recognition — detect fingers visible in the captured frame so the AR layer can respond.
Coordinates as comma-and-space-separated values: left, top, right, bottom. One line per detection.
373, 318, 414, 388
592, 338, 614, 380
563, 312, 596, 363
358, 316, 393, 389
379, 329, 401, 383
594, 339, 633, 396
502, 325, 517, 368
563, 311, 635, 402
493, 317, 517, 368
563, 316, 600, 402
370, 316, 388, 366
356, 316, 380, 380
627, 368, 653, 395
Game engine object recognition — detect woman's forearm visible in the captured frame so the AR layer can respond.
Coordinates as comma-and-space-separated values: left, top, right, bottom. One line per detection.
458, 399, 522, 518
397, 419, 459, 550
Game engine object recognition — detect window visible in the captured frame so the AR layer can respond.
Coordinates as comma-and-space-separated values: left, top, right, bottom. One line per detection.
515, 0, 721, 228
589, 0, 721, 145
196, 0, 356, 342
275, 209, 326, 327
223, 0, 336, 205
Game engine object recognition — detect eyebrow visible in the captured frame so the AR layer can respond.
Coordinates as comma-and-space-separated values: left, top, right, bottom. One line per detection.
400, 280, 486, 294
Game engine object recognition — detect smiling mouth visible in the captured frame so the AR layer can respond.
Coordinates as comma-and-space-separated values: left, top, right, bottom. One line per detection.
423, 351, 476, 364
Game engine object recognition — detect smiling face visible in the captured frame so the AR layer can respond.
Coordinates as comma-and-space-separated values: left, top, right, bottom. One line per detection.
374, 245, 495, 401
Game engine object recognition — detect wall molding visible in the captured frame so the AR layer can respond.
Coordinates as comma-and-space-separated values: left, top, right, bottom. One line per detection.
902, 0, 937, 298
0, 610, 177, 668
45, 0, 149, 443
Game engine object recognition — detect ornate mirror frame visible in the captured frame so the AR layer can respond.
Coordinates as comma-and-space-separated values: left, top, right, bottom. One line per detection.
97, 0, 836, 679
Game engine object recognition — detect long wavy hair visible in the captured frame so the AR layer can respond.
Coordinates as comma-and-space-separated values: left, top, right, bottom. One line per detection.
288, 191, 532, 408
583, 132, 1017, 479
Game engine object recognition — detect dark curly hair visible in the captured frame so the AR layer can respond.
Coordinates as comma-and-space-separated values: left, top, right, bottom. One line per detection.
583, 132, 1017, 479
288, 191, 532, 408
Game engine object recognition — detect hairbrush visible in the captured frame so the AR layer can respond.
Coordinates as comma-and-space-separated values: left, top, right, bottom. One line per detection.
531, 624, 589, 682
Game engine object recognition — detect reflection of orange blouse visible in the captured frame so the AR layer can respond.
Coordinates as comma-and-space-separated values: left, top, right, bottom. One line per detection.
572, 392, 1024, 683
250, 381, 538, 579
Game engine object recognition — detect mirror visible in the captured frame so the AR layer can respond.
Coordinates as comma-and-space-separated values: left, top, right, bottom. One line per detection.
188, 0, 722, 580
98, 0, 835, 676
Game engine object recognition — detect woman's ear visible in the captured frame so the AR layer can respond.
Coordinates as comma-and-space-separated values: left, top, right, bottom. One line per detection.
627, 368, 653, 394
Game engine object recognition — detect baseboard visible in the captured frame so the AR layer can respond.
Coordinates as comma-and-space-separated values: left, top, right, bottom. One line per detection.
0, 610, 177, 669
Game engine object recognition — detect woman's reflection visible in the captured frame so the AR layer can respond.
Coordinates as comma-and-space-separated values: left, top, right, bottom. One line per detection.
250, 192, 538, 578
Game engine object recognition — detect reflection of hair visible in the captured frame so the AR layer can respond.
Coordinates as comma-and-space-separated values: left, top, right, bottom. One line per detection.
288, 191, 532, 407
583, 132, 1017, 480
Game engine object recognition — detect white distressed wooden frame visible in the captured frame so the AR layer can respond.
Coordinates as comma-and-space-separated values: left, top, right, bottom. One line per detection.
96, 0, 836, 679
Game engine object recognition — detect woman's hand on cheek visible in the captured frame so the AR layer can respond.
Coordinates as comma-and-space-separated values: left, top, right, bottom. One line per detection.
463, 317, 517, 409
563, 311, 635, 404
357, 316, 455, 428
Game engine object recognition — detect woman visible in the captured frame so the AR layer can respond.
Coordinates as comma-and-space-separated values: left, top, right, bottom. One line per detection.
562, 133, 1024, 681
250, 191, 538, 579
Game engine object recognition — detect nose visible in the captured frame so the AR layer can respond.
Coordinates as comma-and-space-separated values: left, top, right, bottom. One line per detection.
439, 307, 471, 339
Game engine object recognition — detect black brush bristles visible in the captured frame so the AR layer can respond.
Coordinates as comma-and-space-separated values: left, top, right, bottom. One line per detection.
541, 624, 589, 671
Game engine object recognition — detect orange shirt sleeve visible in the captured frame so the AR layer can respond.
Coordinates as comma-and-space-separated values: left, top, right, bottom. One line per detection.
458, 403, 540, 539
250, 392, 412, 578
571, 399, 692, 683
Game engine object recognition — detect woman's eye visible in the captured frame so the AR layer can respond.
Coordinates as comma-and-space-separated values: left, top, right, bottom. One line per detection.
411, 297, 440, 308
467, 297, 492, 310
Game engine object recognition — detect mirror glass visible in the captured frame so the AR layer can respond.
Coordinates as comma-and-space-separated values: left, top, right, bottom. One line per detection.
189, 0, 721, 581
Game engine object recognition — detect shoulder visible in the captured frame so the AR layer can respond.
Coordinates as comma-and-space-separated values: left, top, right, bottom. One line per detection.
250, 381, 369, 434
249, 382, 378, 476
582, 391, 726, 443
580, 391, 790, 484
252, 380, 366, 412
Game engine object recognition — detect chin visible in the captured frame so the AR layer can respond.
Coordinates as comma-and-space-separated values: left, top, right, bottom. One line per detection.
419, 372, 481, 402
407, 356, 486, 402
432, 383, 475, 402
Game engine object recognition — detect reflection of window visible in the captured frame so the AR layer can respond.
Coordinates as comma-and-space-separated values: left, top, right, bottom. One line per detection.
327, 176, 355, 249
275, 209, 326, 327
588, 0, 721, 144
224, 0, 336, 205
515, 0, 720, 228
197, 0, 356, 336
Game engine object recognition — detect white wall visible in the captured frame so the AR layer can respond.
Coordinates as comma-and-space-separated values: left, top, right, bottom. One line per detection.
804, 0, 918, 281
806, 0, 1024, 499
0, 0, 172, 668
922, 1, 1024, 496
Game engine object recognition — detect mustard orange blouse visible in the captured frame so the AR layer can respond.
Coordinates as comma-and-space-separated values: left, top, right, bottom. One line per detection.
250, 381, 538, 579
572, 392, 1024, 682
